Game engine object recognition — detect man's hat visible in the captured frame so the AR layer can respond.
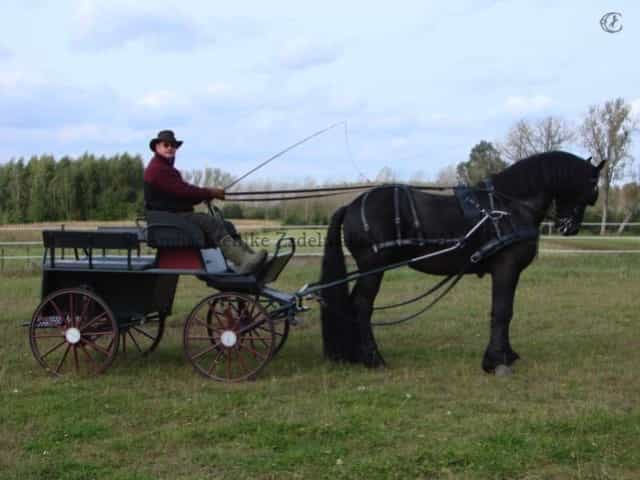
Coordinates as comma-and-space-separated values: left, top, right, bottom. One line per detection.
149, 130, 183, 151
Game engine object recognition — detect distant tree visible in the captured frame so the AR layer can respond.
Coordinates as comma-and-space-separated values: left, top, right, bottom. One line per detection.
434, 164, 459, 186
456, 141, 507, 185
221, 203, 244, 219
50, 157, 74, 220
501, 120, 535, 162
375, 166, 396, 183
5, 160, 28, 222
27, 155, 55, 221
181, 167, 235, 190
409, 170, 427, 184
191, 170, 203, 187
500, 116, 575, 162
580, 97, 637, 234
302, 176, 317, 188
203, 167, 234, 187
617, 182, 640, 233
536, 116, 576, 152
0, 153, 148, 223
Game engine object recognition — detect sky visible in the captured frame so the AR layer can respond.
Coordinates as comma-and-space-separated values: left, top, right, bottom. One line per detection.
0, 0, 638, 184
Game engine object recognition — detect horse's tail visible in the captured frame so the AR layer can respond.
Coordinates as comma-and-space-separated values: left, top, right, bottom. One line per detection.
320, 205, 357, 361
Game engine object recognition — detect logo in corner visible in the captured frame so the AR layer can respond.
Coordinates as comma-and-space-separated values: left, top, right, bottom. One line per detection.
600, 12, 623, 33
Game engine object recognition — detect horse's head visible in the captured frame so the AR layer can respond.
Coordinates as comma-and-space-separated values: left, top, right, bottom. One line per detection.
554, 158, 605, 236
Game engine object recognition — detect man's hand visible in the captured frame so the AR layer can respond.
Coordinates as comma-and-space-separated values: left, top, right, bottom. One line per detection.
208, 187, 225, 200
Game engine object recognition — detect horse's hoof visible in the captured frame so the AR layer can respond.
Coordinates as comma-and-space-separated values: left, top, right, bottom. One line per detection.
364, 357, 386, 369
482, 348, 520, 373
361, 349, 386, 368
494, 364, 513, 377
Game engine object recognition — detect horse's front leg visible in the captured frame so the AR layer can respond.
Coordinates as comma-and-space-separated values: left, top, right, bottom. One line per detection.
350, 272, 385, 368
483, 267, 521, 374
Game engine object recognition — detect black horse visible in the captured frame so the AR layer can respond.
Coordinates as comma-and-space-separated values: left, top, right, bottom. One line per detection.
319, 151, 605, 373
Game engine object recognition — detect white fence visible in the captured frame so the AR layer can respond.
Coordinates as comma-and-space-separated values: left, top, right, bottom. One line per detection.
1, 223, 640, 271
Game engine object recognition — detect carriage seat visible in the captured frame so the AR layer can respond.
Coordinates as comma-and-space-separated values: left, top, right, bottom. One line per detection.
42, 230, 155, 271
145, 210, 206, 249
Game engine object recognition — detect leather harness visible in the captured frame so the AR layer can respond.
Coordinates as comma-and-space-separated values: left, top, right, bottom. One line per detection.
359, 183, 539, 263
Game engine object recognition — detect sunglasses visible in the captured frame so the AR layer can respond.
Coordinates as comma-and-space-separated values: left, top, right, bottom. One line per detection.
161, 141, 178, 149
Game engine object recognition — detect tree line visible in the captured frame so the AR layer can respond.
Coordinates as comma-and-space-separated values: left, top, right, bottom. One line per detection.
451, 97, 638, 233
0, 97, 637, 230
0, 153, 144, 223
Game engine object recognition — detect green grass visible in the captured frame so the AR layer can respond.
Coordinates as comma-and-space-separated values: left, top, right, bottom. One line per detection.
1, 254, 639, 479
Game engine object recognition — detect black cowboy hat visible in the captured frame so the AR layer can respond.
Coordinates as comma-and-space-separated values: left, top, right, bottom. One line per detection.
149, 130, 183, 151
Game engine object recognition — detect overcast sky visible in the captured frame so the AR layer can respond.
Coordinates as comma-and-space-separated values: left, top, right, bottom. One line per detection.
0, 1, 638, 183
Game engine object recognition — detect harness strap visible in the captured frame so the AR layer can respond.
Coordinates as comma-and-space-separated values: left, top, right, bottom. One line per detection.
373, 272, 456, 311
361, 184, 427, 253
483, 180, 503, 238
372, 267, 466, 326
470, 226, 539, 263
361, 184, 521, 256
403, 185, 424, 243
360, 190, 371, 234
361, 189, 373, 254
372, 237, 459, 251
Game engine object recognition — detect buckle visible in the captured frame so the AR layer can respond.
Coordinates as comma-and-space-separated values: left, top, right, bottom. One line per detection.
488, 210, 509, 221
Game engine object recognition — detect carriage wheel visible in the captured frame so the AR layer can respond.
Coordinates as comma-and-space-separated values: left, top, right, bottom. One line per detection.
256, 295, 290, 356
29, 288, 119, 376
184, 292, 276, 382
120, 312, 165, 356
203, 295, 289, 356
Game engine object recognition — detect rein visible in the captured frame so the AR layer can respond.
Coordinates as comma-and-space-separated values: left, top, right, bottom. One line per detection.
225, 184, 486, 202
223, 191, 367, 202
371, 267, 467, 326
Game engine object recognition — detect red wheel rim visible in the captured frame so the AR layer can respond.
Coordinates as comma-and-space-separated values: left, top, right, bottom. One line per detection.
29, 288, 119, 376
184, 293, 275, 382
257, 295, 290, 356
120, 313, 165, 356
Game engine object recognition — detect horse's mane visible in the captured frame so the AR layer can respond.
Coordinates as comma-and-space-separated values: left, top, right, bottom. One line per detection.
490, 151, 592, 197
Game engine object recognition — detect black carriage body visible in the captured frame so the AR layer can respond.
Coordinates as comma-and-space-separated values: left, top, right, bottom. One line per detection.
41, 268, 178, 323
40, 229, 179, 324
39, 225, 297, 324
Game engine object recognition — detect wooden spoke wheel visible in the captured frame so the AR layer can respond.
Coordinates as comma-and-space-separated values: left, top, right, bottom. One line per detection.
184, 292, 276, 382
203, 295, 289, 355
119, 312, 165, 356
29, 288, 119, 376
256, 295, 290, 356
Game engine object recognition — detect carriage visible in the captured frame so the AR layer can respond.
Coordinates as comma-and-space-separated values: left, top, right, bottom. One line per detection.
27, 151, 605, 379
27, 210, 303, 382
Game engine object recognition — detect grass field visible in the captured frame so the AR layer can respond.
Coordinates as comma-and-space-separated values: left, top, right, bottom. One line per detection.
1, 252, 639, 479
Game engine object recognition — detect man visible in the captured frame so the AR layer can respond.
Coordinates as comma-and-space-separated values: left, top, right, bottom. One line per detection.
143, 129, 267, 274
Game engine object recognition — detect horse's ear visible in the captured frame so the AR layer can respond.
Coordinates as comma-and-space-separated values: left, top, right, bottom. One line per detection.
596, 160, 606, 171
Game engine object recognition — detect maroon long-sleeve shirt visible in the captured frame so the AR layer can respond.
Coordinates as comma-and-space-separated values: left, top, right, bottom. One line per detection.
143, 154, 214, 212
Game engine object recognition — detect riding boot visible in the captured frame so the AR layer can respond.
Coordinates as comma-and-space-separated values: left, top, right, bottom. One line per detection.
219, 235, 267, 274
240, 237, 255, 254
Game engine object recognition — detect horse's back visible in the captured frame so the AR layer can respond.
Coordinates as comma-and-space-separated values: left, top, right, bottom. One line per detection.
343, 187, 466, 242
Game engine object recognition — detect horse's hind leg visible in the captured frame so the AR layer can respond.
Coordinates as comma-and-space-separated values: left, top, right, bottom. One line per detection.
350, 272, 385, 368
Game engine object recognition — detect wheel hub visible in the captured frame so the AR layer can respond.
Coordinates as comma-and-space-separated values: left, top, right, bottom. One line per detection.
65, 327, 82, 344
220, 330, 238, 348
